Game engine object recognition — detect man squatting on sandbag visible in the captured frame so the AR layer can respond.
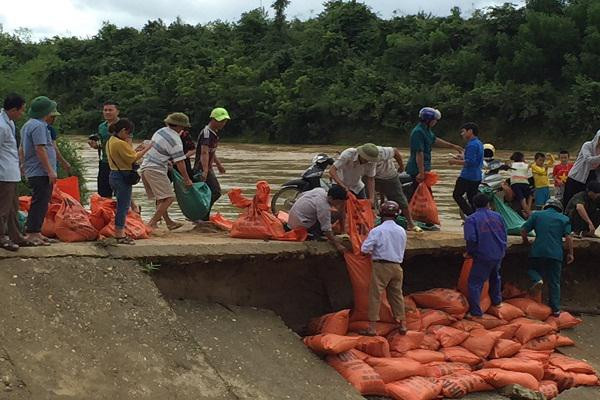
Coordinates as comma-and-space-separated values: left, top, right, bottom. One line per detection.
463, 193, 508, 317
360, 200, 407, 336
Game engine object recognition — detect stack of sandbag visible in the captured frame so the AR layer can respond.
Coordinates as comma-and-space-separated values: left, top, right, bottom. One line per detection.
89, 193, 151, 239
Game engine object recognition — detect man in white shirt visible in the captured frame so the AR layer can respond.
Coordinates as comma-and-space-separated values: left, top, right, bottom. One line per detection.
361, 201, 407, 336
140, 112, 193, 229
329, 143, 378, 203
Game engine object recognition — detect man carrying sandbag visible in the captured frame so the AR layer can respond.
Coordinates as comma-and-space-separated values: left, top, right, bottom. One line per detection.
522, 198, 574, 317
288, 185, 347, 252
463, 193, 508, 317
329, 143, 378, 204
361, 201, 407, 336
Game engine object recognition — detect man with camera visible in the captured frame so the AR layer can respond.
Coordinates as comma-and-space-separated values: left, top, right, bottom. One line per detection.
88, 101, 119, 198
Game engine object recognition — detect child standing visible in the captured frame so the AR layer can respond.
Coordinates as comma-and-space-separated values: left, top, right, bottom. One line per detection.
531, 152, 555, 209
361, 201, 407, 336
552, 150, 573, 201
509, 152, 533, 218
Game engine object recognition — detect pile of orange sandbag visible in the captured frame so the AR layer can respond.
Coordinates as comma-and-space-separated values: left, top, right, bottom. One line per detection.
210, 181, 307, 241
89, 194, 151, 239
302, 192, 598, 399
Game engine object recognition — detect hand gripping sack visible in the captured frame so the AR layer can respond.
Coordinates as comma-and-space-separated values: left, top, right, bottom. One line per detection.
54, 197, 98, 242
409, 172, 440, 225
172, 169, 212, 221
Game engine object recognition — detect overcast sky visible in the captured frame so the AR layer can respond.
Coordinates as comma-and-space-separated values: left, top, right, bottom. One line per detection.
0, 0, 523, 41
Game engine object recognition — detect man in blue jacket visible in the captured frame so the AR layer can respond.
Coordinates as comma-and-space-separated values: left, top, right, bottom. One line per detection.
463, 193, 508, 316
450, 122, 484, 216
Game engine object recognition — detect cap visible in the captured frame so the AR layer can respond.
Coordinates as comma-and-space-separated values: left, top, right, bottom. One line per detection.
210, 107, 230, 122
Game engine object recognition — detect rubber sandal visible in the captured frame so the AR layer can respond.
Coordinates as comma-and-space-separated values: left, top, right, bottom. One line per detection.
116, 236, 135, 245
0, 239, 19, 252
15, 239, 37, 247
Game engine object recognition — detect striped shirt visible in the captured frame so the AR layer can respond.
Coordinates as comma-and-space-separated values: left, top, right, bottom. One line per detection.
140, 127, 186, 173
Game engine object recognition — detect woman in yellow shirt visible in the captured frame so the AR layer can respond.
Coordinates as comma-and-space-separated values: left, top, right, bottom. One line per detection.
107, 119, 153, 244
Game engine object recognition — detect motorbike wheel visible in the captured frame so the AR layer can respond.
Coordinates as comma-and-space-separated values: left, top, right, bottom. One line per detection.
271, 186, 302, 216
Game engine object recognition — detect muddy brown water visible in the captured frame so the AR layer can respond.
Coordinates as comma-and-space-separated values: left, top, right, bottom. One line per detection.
70, 136, 548, 232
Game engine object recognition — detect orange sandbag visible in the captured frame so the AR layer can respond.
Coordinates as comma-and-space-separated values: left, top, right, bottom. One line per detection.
484, 358, 544, 381
514, 321, 554, 344
420, 309, 456, 329
345, 252, 394, 323
89, 193, 116, 231
539, 380, 559, 399
388, 331, 425, 354
411, 288, 468, 317
467, 314, 507, 329
326, 350, 386, 396
54, 197, 98, 242
405, 296, 422, 331
100, 210, 151, 240
438, 372, 494, 398
409, 173, 440, 225
303, 334, 360, 355
506, 298, 552, 321
210, 212, 234, 231
365, 357, 425, 383
348, 321, 397, 336
420, 334, 441, 351
489, 339, 521, 359
545, 312, 582, 330
19, 196, 31, 212
385, 376, 442, 400
556, 334, 575, 347
573, 372, 600, 386
475, 368, 539, 390
460, 329, 503, 358
523, 334, 558, 351
345, 192, 376, 253
355, 336, 391, 358
451, 320, 484, 332
502, 282, 526, 299
423, 362, 471, 378
307, 310, 350, 336
549, 353, 596, 374
441, 347, 482, 366
56, 176, 80, 202
491, 323, 520, 340
515, 349, 553, 365
428, 326, 469, 348
543, 365, 575, 390
457, 258, 491, 313
403, 349, 445, 364
487, 303, 525, 321
41, 203, 60, 238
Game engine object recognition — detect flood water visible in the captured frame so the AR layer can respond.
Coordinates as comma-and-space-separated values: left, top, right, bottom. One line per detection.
70, 136, 538, 232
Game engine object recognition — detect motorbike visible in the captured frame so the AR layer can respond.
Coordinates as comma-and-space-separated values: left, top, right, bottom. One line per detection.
270, 154, 335, 215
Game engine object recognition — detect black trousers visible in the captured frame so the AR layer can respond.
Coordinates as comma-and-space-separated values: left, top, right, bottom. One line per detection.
453, 177, 481, 216
98, 160, 113, 198
26, 176, 53, 233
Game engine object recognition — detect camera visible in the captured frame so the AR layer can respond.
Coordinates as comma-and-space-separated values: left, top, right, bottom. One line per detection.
88, 134, 99, 141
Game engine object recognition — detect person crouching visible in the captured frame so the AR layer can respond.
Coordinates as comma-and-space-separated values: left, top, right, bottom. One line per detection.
463, 193, 508, 317
361, 201, 407, 336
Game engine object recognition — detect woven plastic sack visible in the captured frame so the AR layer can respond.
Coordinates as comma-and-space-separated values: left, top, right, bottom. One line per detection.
173, 169, 211, 221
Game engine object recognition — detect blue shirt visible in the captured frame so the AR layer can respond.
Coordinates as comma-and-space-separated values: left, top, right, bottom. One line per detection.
460, 137, 483, 182
22, 118, 57, 178
521, 209, 572, 262
406, 123, 436, 177
361, 220, 407, 263
0, 109, 21, 182
464, 208, 508, 261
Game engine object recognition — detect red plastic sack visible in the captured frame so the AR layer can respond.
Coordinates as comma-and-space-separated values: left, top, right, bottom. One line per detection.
355, 336, 391, 358
19, 196, 31, 212
487, 303, 525, 321
411, 288, 468, 318
549, 353, 596, 374
303, 334, 360, 355
489, 339, 521, 359
428, 326, 469, 348
484, 357, 544, 381
490, 323, 520, 340
514, 321, 554, 344
545, 312, 582, 330
210, 212, 234, 231
506, 298, 552, 321
409, 172, 440, 225
467, 314, 507, 329
543, 365, 575, 390
457, 258, 491, 313
345, 192, 376, 253
539, 380, 559, 399
326, 350, 387, 396
100, 210, 151, 240
388, 331, 425, 354
423, 362, 471, 378
441, 347, 482, 366
56, 176, 80, 202
403, 349, 445, 364
515, 349, 553, 365
54, 197, 98, 242
385, 376, 442, 400
307, 310, 350, 336
405, 296, 422, 331
474, 368, 539, 390
451, 320, 484, 332
420, 309, 456, 330
460, 329, 503, 358
523, 334, 558, 351
556, 334, 575, 347
89, 193, 116, 231
348, 321, 397, 336
41, 203, 60, 238
365, 357, 425, 383
502, 282, 527, 299
420, 334, 441, 351
437, 372, 493, 398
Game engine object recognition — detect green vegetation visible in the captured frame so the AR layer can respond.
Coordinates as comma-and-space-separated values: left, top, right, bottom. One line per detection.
1, 0, 600, 147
